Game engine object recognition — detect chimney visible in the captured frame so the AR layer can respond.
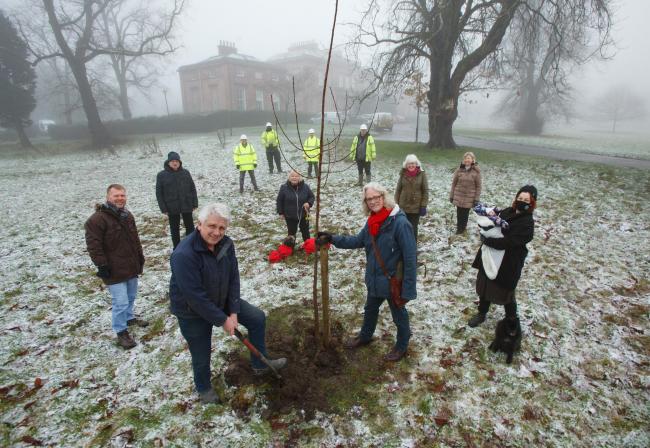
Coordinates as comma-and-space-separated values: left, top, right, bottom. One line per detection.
218, 40, 237, 56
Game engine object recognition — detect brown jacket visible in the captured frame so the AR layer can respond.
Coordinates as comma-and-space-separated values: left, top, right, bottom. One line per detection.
395, 169, 429, 214
450, 164, 481, 209
85, 204, 144, 285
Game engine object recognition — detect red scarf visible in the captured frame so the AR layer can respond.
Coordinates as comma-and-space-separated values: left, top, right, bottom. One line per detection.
367, 207, 392, 236
405, 167, 420, 177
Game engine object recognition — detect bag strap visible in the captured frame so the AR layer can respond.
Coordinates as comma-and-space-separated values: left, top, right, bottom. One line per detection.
370, 235, 391, 280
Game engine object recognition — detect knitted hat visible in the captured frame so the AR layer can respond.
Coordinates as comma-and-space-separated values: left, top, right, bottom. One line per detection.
516, 185, 538, 201
167, 151, 181, 162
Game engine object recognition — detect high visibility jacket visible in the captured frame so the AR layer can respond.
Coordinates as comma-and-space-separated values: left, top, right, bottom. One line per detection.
233, 143, 257, 171
261, 129, 280, 148
303, 136, 321, 162
349, 134, 376, 162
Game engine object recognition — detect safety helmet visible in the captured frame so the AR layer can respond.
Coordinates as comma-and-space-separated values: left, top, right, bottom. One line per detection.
240, 134, 247, 140
360, 124, 368, 130
308, 128, 315, 134
265, 122, 272, 127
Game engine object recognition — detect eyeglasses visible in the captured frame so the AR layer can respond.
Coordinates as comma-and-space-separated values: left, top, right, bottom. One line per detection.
365, 195, 383, 203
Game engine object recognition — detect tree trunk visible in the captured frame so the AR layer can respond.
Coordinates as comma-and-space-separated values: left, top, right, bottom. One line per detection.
69, 60, 112, 147
117, 76, 132, 120
427, 95, 458, 148
15, 121, 33, 148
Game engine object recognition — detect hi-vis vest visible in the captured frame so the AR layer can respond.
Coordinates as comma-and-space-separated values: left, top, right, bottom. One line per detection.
349, 134, 376, 162
233, 143, 257, 171
303, 136, 321, 162
261, 129, 280, 148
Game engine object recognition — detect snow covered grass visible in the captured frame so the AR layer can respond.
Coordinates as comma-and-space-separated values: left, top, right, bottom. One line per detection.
456, 127, 650, 160
1, 134, 649, 447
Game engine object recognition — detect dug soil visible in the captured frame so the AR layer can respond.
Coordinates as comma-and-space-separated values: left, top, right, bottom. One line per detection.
223, 303, 395, 419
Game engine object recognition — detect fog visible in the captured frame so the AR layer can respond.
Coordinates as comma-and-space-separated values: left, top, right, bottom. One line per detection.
10, 0, 650, 134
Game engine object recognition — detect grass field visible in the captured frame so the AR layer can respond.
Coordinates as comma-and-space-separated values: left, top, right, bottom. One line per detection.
1, 134, 648, 447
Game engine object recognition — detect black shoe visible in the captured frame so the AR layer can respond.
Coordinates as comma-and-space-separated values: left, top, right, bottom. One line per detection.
198, 388, 220, 404
344, 336, 372, 349
467, 313, 486, 327
117, 330, 136, 349
252, 357, 287, 376
384, 348, 407, 362
127, 318, 149, 328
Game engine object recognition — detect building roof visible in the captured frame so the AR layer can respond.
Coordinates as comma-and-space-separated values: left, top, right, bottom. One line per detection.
178, 52, 264, 72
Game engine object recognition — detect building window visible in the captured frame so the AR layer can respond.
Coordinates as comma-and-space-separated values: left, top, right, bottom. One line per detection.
255, 90, 264, 111
271, 74, 279, 82
209, 85, 219, 110
237, 87, 246, 111
190, 86, 200, 111
208, 70, 217, 79
272, 93, 280, 111
255, 72, 263, 80
236, 69, 245, 78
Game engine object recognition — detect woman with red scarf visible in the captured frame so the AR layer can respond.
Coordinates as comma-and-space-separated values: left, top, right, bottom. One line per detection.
394, 154, 429, 242
317, 183, 417, 362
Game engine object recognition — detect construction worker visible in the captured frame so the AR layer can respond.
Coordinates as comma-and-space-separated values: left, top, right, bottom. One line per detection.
233, 135, 259, 193
303, 128, 320, 178
261, 122, 282, 174
349, 124, 376, 186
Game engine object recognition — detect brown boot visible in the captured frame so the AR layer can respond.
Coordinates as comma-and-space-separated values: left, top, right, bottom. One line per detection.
127, 318, 149, 328
344, 336, 372, 349
117, 330, 136, 349
384, 347, 407, 362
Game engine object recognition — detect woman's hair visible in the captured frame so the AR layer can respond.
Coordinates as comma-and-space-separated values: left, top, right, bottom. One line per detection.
512, 187, 537, 212
361, 182, 396, 215
287, 170, 302, 181
402, 154, 422, 169
198, 203, 231, 224
462, 151, 476, 163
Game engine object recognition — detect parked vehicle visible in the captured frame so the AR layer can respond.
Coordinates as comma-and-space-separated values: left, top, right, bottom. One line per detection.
310, 111, 341, 125
363, 112, 393, 131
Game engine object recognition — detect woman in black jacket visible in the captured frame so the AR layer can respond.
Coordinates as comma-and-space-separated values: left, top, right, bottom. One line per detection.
276, 170, 315, 242
156, 151, 198, 249
467, 185, 537, 327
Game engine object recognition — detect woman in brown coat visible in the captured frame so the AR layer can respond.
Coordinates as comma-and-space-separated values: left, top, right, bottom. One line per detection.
395, 154, 428, 242
449, 151, 481, 234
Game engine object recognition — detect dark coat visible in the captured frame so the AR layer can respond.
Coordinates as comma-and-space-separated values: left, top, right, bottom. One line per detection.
450, 163, 482, 209
472, 207, 534, 291
332, 207, 417, 300
169, 231, 240, 326
395, 169, 429, 214
85, 204, 144, 285
155, 160, 198, 214
276, 180, 315, 220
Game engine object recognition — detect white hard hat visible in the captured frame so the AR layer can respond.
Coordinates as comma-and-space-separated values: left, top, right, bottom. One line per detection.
360, 124, 368, 130
240, 134, 247, 140
265, 122, 272, 127
308, 128, 315, 134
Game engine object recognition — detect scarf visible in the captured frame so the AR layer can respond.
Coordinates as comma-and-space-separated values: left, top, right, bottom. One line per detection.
405, 167, 420, 177
105, 202, 129, 220
367, 207, 391, 236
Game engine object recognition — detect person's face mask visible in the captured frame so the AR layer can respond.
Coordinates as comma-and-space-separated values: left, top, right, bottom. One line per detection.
515, 200, 530, 212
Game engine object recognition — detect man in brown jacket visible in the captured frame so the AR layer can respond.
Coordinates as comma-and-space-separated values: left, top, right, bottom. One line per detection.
85, 184, 147, 349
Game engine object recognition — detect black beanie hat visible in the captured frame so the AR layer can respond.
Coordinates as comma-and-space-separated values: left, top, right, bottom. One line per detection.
167, 151, 181, 162
516, 184, 538, 201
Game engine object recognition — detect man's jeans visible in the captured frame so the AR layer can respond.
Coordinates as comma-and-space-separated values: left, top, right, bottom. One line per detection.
176, 299, 267, 393
107, 277, 138, 333
358, 294, 411, 352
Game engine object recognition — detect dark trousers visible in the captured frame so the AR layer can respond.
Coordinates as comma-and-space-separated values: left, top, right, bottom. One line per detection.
265, 147, 282, 173
307, 162, 318, 177
356, 160, 371, 177
168, 212, 194, 249
456, 206, 470, 233
239, 170, 259, 192
358, 295, 411, 352
478, 296, 518, 319
176, 299, 268, 393
405, 213, 420, 242
285, 217, 310, 241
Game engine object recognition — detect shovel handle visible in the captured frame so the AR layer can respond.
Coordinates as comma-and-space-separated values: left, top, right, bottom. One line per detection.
234, 329, 261, 357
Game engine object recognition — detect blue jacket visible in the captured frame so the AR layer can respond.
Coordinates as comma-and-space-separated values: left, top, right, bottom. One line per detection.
332, 206, 417, 300
169, 230, 240, 326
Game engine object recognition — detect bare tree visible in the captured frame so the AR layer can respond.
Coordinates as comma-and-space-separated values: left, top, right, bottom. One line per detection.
497, 0, 613, 135
593, 86, 646, 133
97, 0, 184, 120
17, 0, 185, 147
350, 0, 612, 148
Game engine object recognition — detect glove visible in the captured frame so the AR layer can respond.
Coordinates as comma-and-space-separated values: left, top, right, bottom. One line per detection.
315, 231, 333, 247
96, 265, 111, 279
449, 197, 454, 204
419, 207, 426, 217
253, 164, 257, 169
236, 165, 240, 170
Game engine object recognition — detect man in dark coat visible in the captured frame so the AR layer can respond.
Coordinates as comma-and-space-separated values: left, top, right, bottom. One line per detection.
85, 184, 147, 349
156, 151, 198, 249
169, 203, 287, 404
276, 170, 315, 242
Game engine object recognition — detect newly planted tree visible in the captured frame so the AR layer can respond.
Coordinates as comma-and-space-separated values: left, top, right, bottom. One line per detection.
0, 10, 36, 148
